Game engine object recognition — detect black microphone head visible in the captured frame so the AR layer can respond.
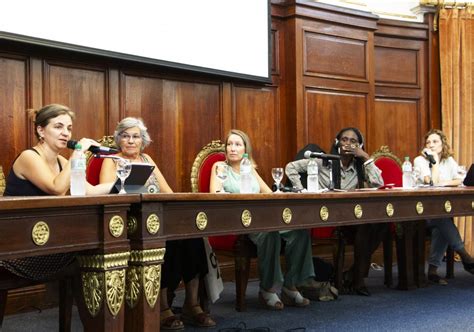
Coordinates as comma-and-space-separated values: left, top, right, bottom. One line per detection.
67, 140, 78, 149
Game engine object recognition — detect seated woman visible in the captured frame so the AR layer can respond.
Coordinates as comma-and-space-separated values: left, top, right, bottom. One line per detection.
210, 129, 319, 310
286, 127, 386, 296
414, 129, 474, 285
2, 103, 113, 280
99, 117, 215, 330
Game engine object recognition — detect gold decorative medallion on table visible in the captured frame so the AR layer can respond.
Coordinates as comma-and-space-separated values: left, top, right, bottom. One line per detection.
144, 265, 161, 308
106, 270, 126, 316
146, 213, 160, 235
127, 216, 137, 234
320, 206, 329, 221
386, 203, 394, 217
196, 212, 208, 231
82, 272, 104, 317
241, 209, 252, 227
416, 202, 424, 214
109, 215, 124, 238
32, 221, 49, 246
282, 208, 292, 224
444, 200, 452, 213
354, 204, 363, 219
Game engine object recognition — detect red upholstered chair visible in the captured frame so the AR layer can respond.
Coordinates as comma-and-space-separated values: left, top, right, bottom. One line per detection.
191, 140, 257, 312
372, 145, 403, 287
86, 136, 116, 185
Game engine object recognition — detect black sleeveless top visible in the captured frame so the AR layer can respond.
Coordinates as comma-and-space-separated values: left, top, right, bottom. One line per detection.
4, 148, 62, 196
1, 148, 71, 280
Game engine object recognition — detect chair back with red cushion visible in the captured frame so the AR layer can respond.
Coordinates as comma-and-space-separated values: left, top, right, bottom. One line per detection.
372, 146, 403, 187
85, 136, 117, 186
190, 140, 237, 250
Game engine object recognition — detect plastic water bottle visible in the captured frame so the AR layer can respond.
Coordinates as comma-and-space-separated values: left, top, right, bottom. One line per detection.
70, 143, 86, 195
307, 158, 319, 192
240, 153, 252, 193
402, 156, 413, 189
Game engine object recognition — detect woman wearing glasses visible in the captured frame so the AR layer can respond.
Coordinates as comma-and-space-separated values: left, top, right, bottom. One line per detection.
100, 117, 215, 330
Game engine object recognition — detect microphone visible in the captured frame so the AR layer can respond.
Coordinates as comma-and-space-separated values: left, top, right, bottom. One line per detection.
423, 151, 436, 165
304, 151, 341, 160
67, 140, 119, 154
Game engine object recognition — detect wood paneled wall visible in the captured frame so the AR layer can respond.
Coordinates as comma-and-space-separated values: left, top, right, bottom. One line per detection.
0, 1, 439, 193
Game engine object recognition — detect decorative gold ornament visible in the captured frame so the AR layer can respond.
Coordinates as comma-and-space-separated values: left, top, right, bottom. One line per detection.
282, 208, 292, 224
354, 204, 363, 219
444, 200, 452, 213
320, 206, 329, 221
241, 210, 252, 227
144, 265, 161, 308
416, 202, 424, 214
146, 214, 160, 235
126, 266, 141, 308
77, 252, 130, 270
196, 212, 208, 231
109, 215, 125, 238
32, 221, 50, 246
106, 270, 126, 316
127, 216, 138, 234
130, 248, 166, 263
81, 272, 104, 317
386, 203, 394, 217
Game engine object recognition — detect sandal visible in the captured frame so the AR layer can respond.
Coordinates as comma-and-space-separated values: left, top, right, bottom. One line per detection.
428, 273, 448, 286
258, 288, 284, 310
281, 287, 309, 307
181, 305, 216, 328
160, 308, 184, 331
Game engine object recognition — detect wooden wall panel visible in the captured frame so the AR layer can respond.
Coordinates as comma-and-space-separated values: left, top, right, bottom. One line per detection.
375, 47, 418, 86
304, 32, 368, 81
233, 85, 280, 184
0, 55, 28, 174
122, 74, 222, 192
45, 62, 108, 147
371, 98, 420, 158
306, 89, 367, 153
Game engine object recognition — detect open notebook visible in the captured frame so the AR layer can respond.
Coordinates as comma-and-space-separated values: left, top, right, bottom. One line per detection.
110, 163, 155, 194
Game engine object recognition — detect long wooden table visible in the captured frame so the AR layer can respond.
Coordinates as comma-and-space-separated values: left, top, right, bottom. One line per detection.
0, 195, 140, 331
1, 188, 473, 331
130, 187, 474, 331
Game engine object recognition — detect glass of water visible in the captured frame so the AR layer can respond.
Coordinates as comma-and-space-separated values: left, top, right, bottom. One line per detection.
271, 167, 284, 192
115, 158, 132, 194
215, 162, 229, 193
458, 165, 467, 185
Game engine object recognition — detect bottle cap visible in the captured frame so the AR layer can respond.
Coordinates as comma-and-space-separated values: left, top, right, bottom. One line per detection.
243, 153, 248, 158
404, 156, 409, 161
75, 143, 82, 150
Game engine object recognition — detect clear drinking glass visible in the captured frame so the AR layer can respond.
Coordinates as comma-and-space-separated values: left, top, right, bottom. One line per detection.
115, 158, 132, 194
271, 167, 284, 193
458, 165, 467, 185
215, 162, 229, 193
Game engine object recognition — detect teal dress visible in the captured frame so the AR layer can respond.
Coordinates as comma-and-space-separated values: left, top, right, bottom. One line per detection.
224, 168, 315, 289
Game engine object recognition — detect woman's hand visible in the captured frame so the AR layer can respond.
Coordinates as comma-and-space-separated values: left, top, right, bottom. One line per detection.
341, 144, 369, 161
77, 138, 100, 153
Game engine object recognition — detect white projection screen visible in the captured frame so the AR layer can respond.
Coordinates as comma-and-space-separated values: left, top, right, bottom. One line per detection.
0, 0, 271, 82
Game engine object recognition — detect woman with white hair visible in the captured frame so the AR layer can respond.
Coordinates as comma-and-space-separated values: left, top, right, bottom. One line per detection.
100, 117, 215, 330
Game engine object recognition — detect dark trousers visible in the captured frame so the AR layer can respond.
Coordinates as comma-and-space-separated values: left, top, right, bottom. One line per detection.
161, 238, 208, 291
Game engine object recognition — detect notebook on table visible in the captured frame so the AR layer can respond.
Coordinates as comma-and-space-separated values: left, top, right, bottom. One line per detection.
464, 163, 474, 186
110, 163, 155, 194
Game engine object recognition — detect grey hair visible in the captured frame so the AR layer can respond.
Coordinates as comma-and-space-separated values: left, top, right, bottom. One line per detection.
114, 117, 151, 151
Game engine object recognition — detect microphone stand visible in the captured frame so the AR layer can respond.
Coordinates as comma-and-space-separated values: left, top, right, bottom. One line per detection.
429, 161, 434, 186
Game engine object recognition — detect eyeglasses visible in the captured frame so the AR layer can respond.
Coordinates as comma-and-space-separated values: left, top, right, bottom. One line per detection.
120, 133, 142, 141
